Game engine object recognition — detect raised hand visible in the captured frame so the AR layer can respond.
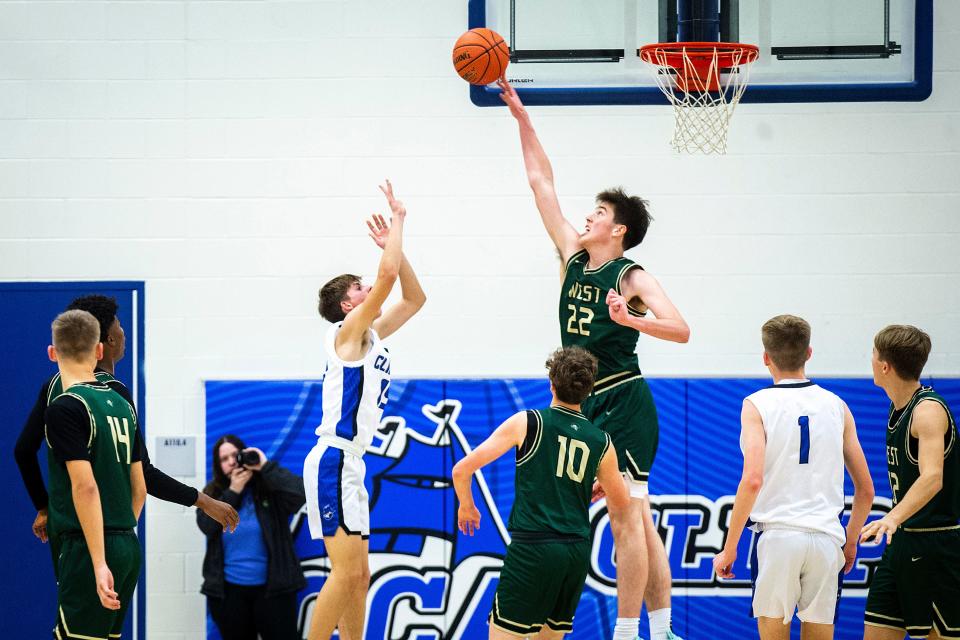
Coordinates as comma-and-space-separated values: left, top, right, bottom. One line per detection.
366, 213, 390, 249
496, 77, 528, 122
242, 447, 268, 472
378, 179, 406, 222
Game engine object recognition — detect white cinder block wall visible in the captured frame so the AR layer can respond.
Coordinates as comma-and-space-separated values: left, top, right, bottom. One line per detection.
1, 1, 958, 637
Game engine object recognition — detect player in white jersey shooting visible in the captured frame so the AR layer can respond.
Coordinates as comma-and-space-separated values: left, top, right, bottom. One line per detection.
713, 315, 874, 640
304, 181, 426, 640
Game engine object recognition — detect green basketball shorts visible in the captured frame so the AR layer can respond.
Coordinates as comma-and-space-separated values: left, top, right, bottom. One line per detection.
55, 530, 140, 640
864, 527, 960, 639
490, 537, 592, 636
582, 376, 659, 485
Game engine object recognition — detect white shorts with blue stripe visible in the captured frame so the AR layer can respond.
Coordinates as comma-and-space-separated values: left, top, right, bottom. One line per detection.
304, 437, 369, 539
750, 525, 844, 625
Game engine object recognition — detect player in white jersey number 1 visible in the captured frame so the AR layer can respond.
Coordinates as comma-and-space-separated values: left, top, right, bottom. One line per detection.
713, 315, 875, 640
304, 181, 427, 640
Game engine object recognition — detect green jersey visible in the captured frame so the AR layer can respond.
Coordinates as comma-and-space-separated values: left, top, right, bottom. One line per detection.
886, 386, 960, 530
46, 381, 141, 536
508, 406, 611, 539
560, 250, 645, 388
47, 369, 117, 404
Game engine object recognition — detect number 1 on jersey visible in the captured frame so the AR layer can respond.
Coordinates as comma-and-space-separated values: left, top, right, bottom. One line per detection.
798, 415, 810, 464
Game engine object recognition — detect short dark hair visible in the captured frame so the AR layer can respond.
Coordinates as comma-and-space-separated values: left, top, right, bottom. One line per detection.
875, 325, 931, 381
546, 346, 598, 404
761, 315, 811, 371
596, 187, 653, 251
318, 274, 360, 322
66, 295, 118, 343
51, 310, 101, 361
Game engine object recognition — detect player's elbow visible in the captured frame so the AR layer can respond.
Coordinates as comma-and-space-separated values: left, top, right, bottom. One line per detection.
855, 479, 875, 503
742, 473, 763, 493
675, 322, 691, 343
922, 469, 944, 493
528, 174, 554, 193
72, 480, 98, 501
12, 439, 31, 465
410, 291, 427, 311
376, 265, 400, 284
451, 461, 471, 482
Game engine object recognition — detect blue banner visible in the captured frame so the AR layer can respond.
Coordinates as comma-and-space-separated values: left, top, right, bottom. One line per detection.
204, 377, 960, 640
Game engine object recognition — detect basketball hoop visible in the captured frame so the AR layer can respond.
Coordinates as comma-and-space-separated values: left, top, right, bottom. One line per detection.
640, 42, 759, 154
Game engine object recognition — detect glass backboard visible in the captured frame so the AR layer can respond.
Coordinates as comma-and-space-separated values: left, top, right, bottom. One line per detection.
467, 0, 932, 105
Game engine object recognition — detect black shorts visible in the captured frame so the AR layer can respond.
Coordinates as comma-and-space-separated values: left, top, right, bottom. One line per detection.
864, 527, 960, 639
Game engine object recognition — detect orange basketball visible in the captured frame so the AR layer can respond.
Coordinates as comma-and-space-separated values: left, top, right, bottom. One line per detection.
452, 28, 510, 85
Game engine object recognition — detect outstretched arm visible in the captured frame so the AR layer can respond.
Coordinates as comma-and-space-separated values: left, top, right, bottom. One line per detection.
608, 268, 690, 343
840, 402, 874, 573
337, 181, 405, 350
497, 78, 580, 262
861, 400, 947, 545
452, 411, 527, 535
714, 399, 765, 579
367, 213, 427, 340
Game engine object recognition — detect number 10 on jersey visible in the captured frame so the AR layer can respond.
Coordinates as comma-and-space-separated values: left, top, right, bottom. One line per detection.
556, 435, 589, 482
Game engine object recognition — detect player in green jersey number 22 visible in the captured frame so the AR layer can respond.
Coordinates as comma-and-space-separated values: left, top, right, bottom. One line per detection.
498, 77, 690, 640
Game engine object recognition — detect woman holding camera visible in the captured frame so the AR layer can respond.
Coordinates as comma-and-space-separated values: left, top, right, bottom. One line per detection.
197, 434, 306, 640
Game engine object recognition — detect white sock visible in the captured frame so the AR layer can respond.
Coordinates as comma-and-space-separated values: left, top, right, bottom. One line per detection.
649, 608, 672, 640
613, 617, 640, 640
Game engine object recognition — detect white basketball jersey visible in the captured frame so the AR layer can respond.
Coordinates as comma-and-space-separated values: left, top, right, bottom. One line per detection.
316, 322, 391, 451
745, 380, 846, 543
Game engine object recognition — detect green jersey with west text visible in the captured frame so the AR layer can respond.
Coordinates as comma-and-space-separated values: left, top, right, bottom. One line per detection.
560, 250, 645, 387
508, 406, 611, 539
886, 386, 960, 529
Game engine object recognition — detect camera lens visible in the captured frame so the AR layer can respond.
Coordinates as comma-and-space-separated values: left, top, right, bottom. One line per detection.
237, 450, 261, 467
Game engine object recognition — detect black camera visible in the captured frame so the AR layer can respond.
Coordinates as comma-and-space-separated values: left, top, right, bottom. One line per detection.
236, 449, 261, 468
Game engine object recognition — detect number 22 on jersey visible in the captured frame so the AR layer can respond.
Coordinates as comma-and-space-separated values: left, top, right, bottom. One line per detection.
566, 305, 594, 336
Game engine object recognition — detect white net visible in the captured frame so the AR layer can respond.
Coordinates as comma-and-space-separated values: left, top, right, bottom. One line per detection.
642, 45, 756, 154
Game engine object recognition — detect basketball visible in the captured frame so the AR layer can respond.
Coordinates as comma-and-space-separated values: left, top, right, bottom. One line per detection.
452, 28, 509, 85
